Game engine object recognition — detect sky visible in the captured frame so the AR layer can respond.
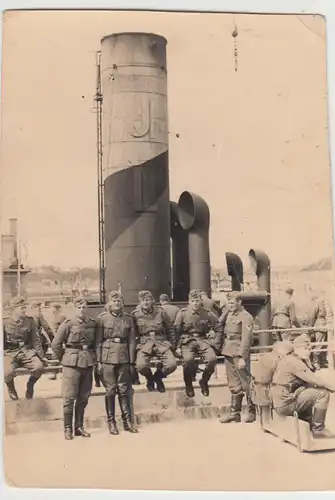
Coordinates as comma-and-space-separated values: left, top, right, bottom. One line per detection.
0, 11, 333, 270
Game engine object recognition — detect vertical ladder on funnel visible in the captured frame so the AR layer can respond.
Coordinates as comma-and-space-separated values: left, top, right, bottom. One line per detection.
95, 51, 106, 304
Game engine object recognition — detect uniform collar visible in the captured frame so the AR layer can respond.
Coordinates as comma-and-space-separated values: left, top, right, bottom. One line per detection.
142, 306, 154, 315
189, 306, 201, 315
111, 310, 123, 317
77, 316, 88, 324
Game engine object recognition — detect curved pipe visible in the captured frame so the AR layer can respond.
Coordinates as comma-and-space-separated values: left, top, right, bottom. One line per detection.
170, 201, 190, 301
248, 248, 272, 345
225, 252, 244, 291
177, 191, 211, 297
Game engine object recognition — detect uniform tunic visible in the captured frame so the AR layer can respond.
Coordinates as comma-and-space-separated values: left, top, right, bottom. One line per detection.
96, 310, 136, 395
161, 303, 180, 323
29, 310, 55, 352
51, 316, 97, 410
3, 315, 44, 383
221, 308, 254, 395
271, 296, 300, 338
174, 306, 223, 380
270, 354, 335, 416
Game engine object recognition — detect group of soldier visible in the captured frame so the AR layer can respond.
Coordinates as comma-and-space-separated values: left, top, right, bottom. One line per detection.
2, 284, 335, 441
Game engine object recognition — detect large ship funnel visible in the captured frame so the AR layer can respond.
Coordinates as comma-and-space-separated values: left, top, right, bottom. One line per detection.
101, 32, 171, 304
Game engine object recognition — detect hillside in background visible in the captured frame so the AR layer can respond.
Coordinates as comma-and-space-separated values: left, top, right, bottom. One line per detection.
301, 257, 333, 272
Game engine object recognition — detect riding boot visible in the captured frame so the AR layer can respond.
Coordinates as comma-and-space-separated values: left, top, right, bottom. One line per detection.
311, 408, 334, 438
153, 369, 166, 393
219, 393, 243, 423
25, 375, 39, 399
105, 395, 119, 435
244, 396, 256, 423
74, 404, 91, 437
6, 380, 19, 400
64, 412, 73, 440
144, 371, 155, 392
118, 394, 138, 433
199, 376, 210, 397
184, 373, 195, 398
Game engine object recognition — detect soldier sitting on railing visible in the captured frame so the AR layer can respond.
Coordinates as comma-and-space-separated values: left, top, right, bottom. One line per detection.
132, 290, 177, 393
270, 333, 335, 437
3, 296, 47, 401
251, 341, 293, 407
174, 290, 223, 398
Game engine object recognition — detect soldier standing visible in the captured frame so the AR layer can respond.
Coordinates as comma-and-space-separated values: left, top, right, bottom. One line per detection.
48, 302, 67, 380
270, 334, 335, 436
271, 287, 300, 341
3, 296, 46, 400
29, 300, 55, 356
219, 292, 256, 424
308, 295, 328, 369
174, 290, 223, 398
159, 294, 180, 323
51, 296, 97, 440
200, 290, 222, 318
132, 290, 177, 393
50, 302, 67, 331
96, 291, 137, 435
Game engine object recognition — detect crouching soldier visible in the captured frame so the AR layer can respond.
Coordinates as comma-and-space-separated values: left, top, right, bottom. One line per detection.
219, 292, 255, 424
51, 296, 97, 440
3, 296, 46, 400
271, 333, 335, 436
174, 290, 223, 398
132, 290, 177, 393
96, 291, 137, 435
251, 341, 293, 407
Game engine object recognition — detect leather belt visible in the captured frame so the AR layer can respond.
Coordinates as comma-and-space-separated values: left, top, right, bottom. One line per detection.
65, 344, 94, 350
105, 337, 127, 344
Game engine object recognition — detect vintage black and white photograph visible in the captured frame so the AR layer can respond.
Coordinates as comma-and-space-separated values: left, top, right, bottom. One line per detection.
1, 9, 335, 491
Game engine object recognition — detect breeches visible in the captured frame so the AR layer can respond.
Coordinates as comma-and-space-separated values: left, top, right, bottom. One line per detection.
62, 366, 93, 413
225, 356, 251, 395
102, 363, 131, 396
136, 346, 177, 377
275, 387, 330, 417
4, 352, 44, 383
181, 339, 217, 381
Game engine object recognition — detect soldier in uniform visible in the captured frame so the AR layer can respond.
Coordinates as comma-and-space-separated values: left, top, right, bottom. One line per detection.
159, 294, 180, 323
29, 300, 55, 356
132, 290, 177, 393
3, 296, 46, 400
251, 341, 293, 407
50, 302, 67, 332
96, 291, 137, 435
219, 292, 255, 424
48, 302, 67, 380
270, 333, 335, 436
308, 294, 328, 369
174, 290, 223, 398
271, 287, 300, 341
51, 296, 98, 440
200, 290, 222, 318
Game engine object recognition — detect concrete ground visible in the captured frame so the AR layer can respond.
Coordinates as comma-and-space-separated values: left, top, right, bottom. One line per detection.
3, 419, 335, 491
